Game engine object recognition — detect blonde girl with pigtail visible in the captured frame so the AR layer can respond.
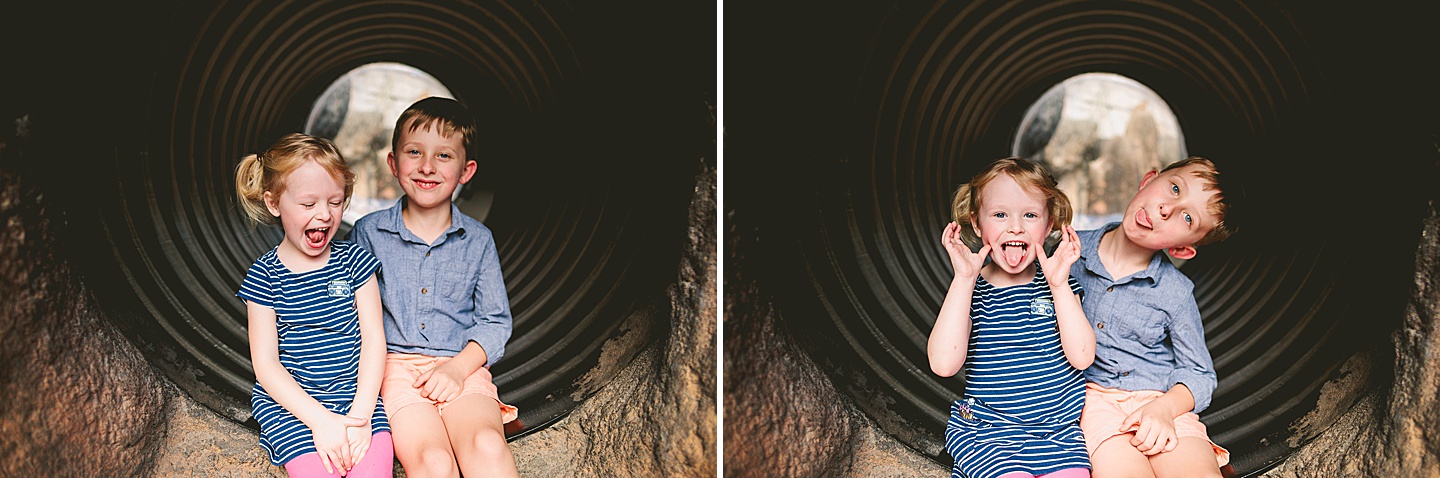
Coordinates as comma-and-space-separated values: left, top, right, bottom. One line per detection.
927, 156, 1095, 478
234, 133, 393, 477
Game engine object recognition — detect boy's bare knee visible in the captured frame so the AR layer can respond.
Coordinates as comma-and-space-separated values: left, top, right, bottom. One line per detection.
460, 427, 510, 458
405, 447, 459, 478
1093, 470, 1156, 478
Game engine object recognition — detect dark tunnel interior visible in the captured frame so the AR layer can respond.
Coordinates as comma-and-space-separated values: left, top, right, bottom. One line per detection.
730, 0, 1439, 475
3, 0, 714, 438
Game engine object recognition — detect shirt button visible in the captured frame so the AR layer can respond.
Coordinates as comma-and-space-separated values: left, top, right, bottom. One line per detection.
421, 323, 426, 329
421, 287, 428, 294
1097, 322, 1105, 329
1121, 371, 1130, 376
426, 251, 431, 257
1107, 286, 1114, 292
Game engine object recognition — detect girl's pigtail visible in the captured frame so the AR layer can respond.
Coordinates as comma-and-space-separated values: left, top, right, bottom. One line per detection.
235, 153, 273, 225
950, 184, 983, 252
1044, 173, 1073, 254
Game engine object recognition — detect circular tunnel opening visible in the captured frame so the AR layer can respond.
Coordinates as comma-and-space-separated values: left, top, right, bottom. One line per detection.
734, 1, 1428, 475
60, 0, 704, 440
303, 62, 477, 226
1015, 72, 1188, 232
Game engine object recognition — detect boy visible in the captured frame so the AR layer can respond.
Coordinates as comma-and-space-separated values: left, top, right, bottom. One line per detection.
351, 97, 519, 478
1070, 157, 1236, 478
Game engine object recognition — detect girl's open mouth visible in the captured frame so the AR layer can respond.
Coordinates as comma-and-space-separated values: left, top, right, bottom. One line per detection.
305, 227, 329, 248
1001, 241, 1028, 267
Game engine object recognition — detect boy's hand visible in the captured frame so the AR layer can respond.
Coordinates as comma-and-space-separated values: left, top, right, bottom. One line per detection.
1038, 226, 1081, 287
1121, 401, 1181, 456
414, 360, 467, 403
942, 222, 990, 281
308, 411, 366, 475
345, 420, 373, 472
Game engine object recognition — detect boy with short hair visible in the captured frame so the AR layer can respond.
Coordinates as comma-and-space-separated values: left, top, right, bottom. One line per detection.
1071, 157, 1237, 478
350, 96, 519, 478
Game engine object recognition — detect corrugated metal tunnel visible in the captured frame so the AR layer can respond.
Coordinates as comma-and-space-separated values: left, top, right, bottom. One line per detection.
5, 0, 710, 441
729, 0, 1437, 475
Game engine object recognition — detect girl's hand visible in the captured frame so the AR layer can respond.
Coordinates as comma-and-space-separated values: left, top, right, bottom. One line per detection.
345, 420, 373, 471
942, 222, 990, 282
1038, 226, 1081, 288
308, 411, 367, 474
1121, 401, 1181, 456
414, 360, 467, 403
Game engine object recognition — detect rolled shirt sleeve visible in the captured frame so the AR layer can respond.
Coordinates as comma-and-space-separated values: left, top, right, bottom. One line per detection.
1165, 298, 1217, 413
467, 234, 512, 368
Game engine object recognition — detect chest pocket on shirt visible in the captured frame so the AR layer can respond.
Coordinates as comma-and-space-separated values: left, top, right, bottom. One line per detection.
441, 262, 477, 302
1112, 306, 1168, 348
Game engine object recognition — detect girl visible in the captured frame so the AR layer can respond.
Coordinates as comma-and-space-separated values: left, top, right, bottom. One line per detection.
234, 133, 392, 477
927, 157, 1095, 478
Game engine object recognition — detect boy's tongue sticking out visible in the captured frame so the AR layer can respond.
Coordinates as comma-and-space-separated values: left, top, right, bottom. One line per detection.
1002, 241, 1028, 267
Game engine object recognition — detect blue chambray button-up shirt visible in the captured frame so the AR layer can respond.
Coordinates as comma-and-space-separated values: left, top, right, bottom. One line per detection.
349, 197, 512, 368
1070, 223, 1218, 413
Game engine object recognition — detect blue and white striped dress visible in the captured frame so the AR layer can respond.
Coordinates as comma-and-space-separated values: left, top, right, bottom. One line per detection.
945, 266, 1088, 478
237, 241, 390, 466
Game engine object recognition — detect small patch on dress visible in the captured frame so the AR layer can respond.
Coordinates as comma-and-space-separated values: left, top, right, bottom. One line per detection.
1031, 297, 1055, 316
327, 279, 351, 297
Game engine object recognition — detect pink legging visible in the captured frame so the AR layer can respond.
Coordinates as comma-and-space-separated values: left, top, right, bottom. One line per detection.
998, 468, 1091, 478
283, 431, 393, 478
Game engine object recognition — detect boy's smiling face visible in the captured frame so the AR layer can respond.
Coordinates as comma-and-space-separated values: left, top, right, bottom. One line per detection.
1121, 164, 1219, 259
388, 118, 477, 212
972, 174, 1052, 276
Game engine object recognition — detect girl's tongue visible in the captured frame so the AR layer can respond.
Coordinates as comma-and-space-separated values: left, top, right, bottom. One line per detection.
1001, 241, 1028, 267
305, 228, 328, 248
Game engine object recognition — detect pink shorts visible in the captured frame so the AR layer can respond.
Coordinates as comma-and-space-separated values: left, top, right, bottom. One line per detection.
381, 353, 518, 423
1080, 383, 1229, 467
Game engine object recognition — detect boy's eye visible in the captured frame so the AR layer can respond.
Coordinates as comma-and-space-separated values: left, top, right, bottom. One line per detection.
1183, 212, 1193, 225
438, 153, 452, 159
1171, 183, 1180, 195
407, 149, 420, 155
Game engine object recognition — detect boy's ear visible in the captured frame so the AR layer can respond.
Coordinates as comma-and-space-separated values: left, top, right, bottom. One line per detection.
1138, 169, 1160, 190
459, 159, 478, 184
1167, 244, 1197, 260
386, 151, 399, 178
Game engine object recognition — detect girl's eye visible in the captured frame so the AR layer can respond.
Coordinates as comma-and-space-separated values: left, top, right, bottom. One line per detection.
1024, 212, 1038, 219
302, 203, 315, 208
1183, 212, 1193, 225
1171, 183, 1180, 195
994, 212, 1006, 219
330, 201, 343, 206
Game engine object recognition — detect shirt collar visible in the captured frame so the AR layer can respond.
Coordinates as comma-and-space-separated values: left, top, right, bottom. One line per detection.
1081, 222, 1165, 287
374, 196, 468, 244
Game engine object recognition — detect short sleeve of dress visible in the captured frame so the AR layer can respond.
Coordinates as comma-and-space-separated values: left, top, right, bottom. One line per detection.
237, 260, 275, 308
1068, 276, 1083, 298
347, 243, 381, 290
